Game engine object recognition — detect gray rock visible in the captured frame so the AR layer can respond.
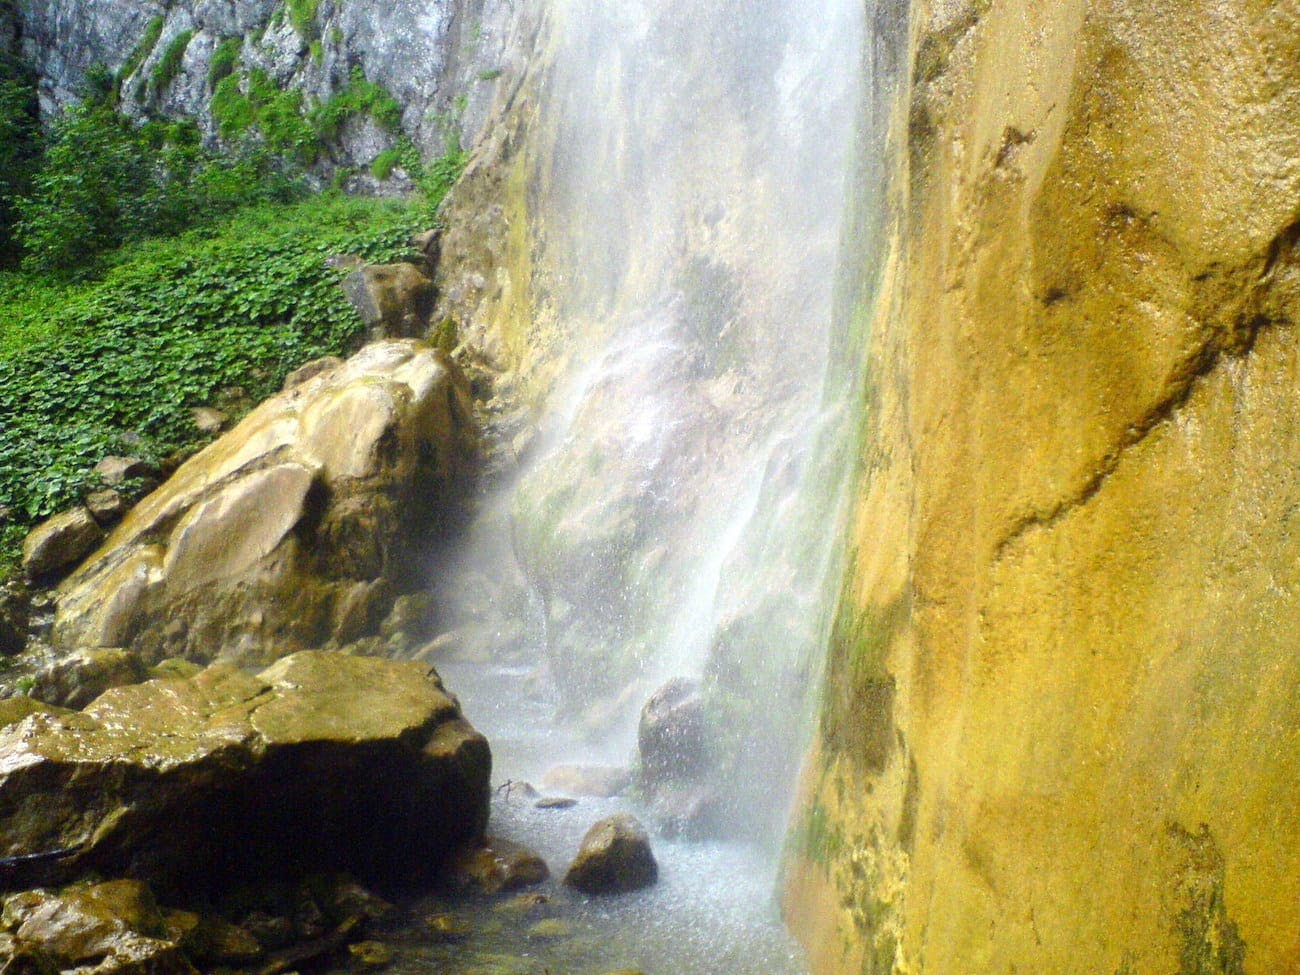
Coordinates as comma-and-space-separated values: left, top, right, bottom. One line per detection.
93, 456, 158, 486
21, 507, 105, 579
0, 651, 491, 893
563, 814, 657, 895
540, 764, 631, 799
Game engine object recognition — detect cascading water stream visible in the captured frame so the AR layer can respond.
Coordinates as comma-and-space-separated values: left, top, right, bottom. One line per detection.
409, 0, 876, 970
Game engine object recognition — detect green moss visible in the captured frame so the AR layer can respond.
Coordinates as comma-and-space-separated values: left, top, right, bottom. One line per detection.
328, 27, 344, 45
430, 317, 458, 353
148, 30, 194, 99
118, 16, 164, 85
370, 148, 402, 180
476, 69, 503, 82
286, 0, 322, 40
309, 39, 324, 64
211, 74, 254, 139
312, 67, 404, 141
208, 38, 242, 90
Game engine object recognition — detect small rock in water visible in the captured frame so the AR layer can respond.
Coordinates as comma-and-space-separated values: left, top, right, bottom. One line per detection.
426, 913, 473, 941
541, 764, 631, 798
527, 919, 571, 940
448, 836, 549, 894
535, 796, 578, 810
349, 939, 393, 968
563, 814, 658, 894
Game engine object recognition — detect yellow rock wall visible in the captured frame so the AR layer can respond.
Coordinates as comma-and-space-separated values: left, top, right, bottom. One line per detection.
787, 2, 1300, 973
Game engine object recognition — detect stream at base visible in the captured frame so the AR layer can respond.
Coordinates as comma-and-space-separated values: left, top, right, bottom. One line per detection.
343, 659, 811, 975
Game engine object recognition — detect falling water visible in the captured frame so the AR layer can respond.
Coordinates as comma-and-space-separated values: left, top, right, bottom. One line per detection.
416, 0, 874, 969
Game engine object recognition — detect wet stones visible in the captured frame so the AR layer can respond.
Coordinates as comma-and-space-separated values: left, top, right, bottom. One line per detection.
0, 651, 490, 894
562, 814, 658, 895
541, 764, 631, 799
448, 837, 550, 895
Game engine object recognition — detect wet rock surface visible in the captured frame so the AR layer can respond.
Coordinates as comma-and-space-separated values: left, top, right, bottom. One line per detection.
563, 815, 658, 895
448, 837, 550, 895
0, 651, 490, 894
636, 678, 722, 838
541, 765, 631, 799
52, 341, 477, 667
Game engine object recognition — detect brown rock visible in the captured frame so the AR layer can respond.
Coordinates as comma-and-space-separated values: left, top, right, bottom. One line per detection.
93, 456, 158, 486
448, 837, 549, 894
540, 764, 631, 798
0, 880, 195, 975
190, 407, 227, 435
0, 651, 491, 894
562, 814, 657, 894
282, 356, 345, 391
53, 341, 477, 667
22, 507, 105, 579
85, 489, 126, 526
340, 264, 435, 341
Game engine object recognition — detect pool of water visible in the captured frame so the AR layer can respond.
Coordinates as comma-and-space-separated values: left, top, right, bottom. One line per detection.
355, 660, 812, 975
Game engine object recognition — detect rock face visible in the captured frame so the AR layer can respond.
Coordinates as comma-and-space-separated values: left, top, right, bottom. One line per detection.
0, 651, 490, 895
562, 815, 657, 895
784, 4, 1300, 975
14, 0, 520, 179
52, 340, 476, 666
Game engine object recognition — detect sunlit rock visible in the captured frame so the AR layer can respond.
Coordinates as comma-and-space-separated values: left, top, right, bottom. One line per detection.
562, 814, 657, 895
0, 651, 490, 895
21, 508, 104, 581
52, 340, 476, 666
28, 647, 148, 709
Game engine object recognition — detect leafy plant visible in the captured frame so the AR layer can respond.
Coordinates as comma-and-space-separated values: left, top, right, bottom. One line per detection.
312, 67, 403, 141
118, 16, 165, 87
286, 0, 322, 40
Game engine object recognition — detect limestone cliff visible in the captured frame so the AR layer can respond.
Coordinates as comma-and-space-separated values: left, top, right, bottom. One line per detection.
786, 3, 1300, 975
12, 0, 519, 178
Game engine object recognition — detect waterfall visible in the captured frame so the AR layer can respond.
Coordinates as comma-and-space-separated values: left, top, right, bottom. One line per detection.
430, 0, 870, 848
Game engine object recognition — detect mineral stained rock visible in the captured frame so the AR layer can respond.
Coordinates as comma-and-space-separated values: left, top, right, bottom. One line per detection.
0, 651, 490, 895
563, 815, 657, 895
52, 341, 476, 667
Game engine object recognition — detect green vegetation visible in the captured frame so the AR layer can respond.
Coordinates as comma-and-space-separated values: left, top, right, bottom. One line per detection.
118, 16, 165, 87
207, 37, 242, 90
286, 0, 322, 40
0, 187, 462, 574
313, 67, 404, 140
0, 51, 40, 263
148, 29, 194, 100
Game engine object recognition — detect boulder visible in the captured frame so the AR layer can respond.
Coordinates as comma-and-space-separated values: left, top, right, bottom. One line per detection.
0, 651, 490, 895
562, 815, 657, 894
1, 880, 197, 975
340, 264, 436, 341
93, 456, 159, 487
21, 508, 105, 580
636, 678, 722, 838
540, 764, 631, 799
53, 341, 477, 667
448, 837, 549, 894
637, 678, 709, 782
27, 647, 148, 709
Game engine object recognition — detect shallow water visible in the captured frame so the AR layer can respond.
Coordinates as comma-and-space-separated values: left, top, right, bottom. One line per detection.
358, 660, 812, 975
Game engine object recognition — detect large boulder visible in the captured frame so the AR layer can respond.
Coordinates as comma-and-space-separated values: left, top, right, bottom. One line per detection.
52, 341, 476, 667
562, 815, 657, 895
636, 678, 723, 838
341, 263, 436, 341
0, 651, 490, 896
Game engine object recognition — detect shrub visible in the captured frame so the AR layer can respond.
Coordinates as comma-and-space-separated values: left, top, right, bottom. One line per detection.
148, 29, 194, 100
312, 67, 404, 141
208, 37, 242, 90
